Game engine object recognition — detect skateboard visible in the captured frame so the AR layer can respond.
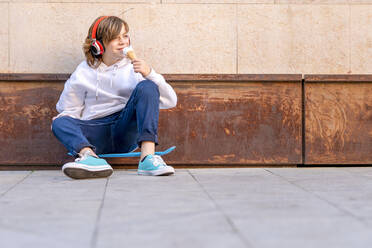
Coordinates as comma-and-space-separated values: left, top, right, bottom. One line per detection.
68, 146, 176, 158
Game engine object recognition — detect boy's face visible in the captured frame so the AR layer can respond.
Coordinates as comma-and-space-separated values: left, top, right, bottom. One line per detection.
104, 24, 130, 60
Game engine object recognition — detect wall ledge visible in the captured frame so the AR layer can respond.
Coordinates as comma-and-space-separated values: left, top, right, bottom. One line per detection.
0, 73, 302, 83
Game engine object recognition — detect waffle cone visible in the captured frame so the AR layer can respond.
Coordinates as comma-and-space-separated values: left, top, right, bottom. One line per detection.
127, 50, 136, 60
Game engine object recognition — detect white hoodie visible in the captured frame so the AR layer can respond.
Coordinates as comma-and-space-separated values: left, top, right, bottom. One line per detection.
56, 58, 177, 120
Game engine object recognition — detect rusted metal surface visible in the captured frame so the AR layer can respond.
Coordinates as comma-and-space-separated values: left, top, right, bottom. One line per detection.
305, 74, 372, 83
0, 75, 302, 166
165, 74, 302, 82
0, 74, 70, 82
0, 73, 302, 83
0, 82, 67, 165
158, 82, 302, 165
305, 76, 372, 164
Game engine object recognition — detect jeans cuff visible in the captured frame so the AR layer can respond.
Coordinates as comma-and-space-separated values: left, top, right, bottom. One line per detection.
137, 134, 158, 147
73, 142, 96, 156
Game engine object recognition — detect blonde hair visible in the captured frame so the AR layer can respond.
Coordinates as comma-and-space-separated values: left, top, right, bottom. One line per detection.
83, 16, 129, 68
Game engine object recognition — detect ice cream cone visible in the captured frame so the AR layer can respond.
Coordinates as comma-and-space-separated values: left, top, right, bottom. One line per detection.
127, 50, 136, 60
123, 46, 136, 61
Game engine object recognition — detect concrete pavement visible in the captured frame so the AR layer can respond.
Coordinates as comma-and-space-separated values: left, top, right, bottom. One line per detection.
1, 167, 372, 248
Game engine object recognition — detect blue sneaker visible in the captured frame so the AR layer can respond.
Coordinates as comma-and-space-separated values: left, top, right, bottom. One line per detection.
138, 154, 175, 176
62, 151, 113, 179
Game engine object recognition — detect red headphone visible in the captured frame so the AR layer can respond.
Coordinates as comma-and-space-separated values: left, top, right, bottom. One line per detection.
90, 16, 109, 57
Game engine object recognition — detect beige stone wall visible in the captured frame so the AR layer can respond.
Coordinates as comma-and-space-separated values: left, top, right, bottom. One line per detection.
0, 1, 371, 74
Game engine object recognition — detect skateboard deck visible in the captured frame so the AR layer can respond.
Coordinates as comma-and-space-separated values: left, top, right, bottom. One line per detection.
68, 146, 176, 158
99, 146, 176, 158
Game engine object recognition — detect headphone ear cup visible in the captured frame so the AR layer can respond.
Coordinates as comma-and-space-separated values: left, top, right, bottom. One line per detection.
97, 40, 105, 54
91, 39, 105, 56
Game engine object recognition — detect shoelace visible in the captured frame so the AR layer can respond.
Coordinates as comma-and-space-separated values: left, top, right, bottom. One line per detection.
75, 150, 96, 162
151, 155, 166, 167
75, 156, 84, 162
75, 154, 87, 162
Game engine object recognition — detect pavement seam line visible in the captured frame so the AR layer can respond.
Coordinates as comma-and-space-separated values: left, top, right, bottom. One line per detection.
0, 171, 33, 198
90, 177, 109, 248
264, 168, 369, 226
187, 170, 254, 248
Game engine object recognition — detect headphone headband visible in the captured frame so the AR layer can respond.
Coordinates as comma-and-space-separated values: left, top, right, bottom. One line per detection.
90, 16, 109, 57
91, 16, 109, 40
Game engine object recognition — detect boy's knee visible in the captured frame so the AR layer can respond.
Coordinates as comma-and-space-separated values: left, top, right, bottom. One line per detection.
51, 117, 62, 133
136, 80, 159, 97
51, 116, 70, 133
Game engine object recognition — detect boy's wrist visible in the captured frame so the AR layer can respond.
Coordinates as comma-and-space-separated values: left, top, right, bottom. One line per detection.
143, 67, 152, 78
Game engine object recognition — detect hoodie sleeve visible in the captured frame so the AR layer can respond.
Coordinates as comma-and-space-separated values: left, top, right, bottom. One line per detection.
55, 70, 86, 119
136, 68, 177, 109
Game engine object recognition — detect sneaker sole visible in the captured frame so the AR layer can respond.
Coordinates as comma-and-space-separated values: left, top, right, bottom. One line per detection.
63, 168, 113, 179
138, 167, 175, 176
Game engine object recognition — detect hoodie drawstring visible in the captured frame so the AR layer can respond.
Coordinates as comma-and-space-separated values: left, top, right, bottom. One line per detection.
96, 71, 100, 100
96, 64, 119, 100
111, 65, 118, 88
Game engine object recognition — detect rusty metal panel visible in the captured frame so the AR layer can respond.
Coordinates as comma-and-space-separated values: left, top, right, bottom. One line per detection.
0, 73, 301, 83
0, 79, 302, 166
0, 82, 67, 165
159, 82, 302, 165
305, 80, 372, 164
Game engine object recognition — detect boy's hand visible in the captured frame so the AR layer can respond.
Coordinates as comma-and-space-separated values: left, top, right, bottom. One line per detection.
132, 59, 151, 78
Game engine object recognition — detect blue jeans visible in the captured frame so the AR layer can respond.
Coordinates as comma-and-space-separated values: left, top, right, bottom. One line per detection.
52, 80, 160, 156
